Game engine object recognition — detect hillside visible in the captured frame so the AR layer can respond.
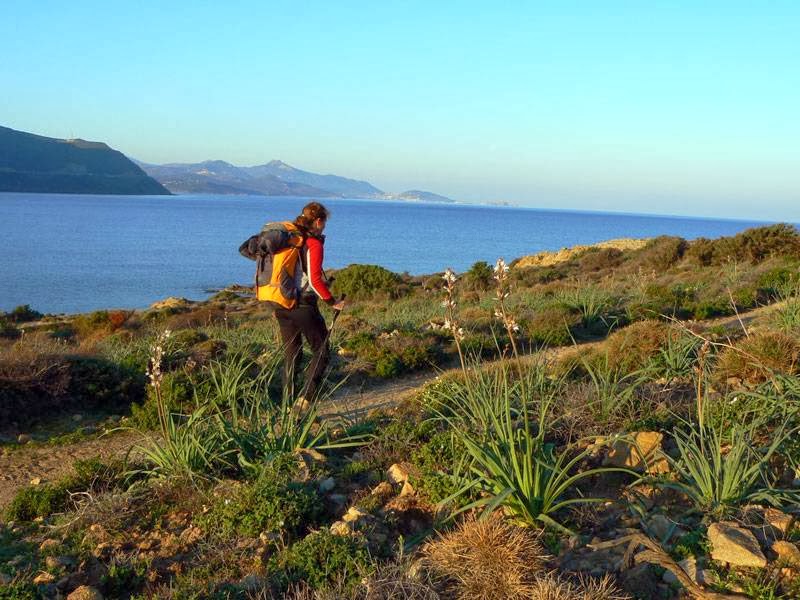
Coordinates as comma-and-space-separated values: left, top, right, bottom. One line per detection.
138, 157, 456, 202
137, 159, 338, 197
393, 189, 455, 203
0, 125, 170, 195
3, 224, 800, 598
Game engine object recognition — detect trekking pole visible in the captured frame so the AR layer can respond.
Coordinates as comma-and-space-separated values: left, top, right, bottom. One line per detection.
297, 294, 346, 404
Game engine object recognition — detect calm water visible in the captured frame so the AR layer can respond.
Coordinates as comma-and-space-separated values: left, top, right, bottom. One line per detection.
0, 192, 775, 314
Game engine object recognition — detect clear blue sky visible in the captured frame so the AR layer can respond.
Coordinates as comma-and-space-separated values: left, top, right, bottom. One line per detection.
2, 1, 798, 220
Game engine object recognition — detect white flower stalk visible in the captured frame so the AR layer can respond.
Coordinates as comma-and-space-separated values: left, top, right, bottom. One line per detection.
442, 267, 466, 370
146, 329, 172, 436
492, 257, 520, 358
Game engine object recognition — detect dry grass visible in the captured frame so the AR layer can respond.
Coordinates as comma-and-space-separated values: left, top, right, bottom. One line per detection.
422, 514, 547, 600
714, 330, 800, 384
602, 319, 670, 374
255, 560, 441, 600
527, 572, 630, 600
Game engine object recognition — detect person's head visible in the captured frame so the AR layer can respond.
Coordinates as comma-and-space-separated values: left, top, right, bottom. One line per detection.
294, 201, 330, 235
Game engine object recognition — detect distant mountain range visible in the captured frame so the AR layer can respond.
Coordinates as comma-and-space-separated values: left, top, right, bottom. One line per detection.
136, 158, 455, 203
0, 124, 455, 202
0, 125, 170, 195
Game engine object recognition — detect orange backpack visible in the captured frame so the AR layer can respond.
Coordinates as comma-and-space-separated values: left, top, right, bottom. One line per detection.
239, 222, 306, 309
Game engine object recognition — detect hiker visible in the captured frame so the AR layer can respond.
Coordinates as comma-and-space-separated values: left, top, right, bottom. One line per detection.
273, 202, 345, 403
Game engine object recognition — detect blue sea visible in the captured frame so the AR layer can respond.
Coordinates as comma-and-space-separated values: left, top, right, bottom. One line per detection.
0, 192, 778, 314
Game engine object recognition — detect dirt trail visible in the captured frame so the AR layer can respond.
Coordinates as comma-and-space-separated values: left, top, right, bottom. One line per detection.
0, 301, 781, 512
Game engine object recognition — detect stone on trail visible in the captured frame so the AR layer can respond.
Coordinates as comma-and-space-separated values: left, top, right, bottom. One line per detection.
387, 462, 412, 485
771, 540, 800, 566
67, 586, 104, 600
708, 521, 767, 568
604, 431, 670, 473
17, 433, 31, 444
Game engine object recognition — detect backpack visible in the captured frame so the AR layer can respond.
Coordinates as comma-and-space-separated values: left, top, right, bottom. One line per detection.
239, 221, 306, 309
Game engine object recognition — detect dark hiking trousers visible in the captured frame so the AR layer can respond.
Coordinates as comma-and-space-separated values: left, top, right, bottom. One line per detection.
274, 303, 329, 401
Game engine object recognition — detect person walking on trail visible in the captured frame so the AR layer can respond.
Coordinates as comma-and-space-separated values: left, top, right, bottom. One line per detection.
274, 202, 345, 403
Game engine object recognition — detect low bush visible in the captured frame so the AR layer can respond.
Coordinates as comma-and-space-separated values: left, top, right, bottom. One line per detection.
686, 224, 800, 266
130, 370, 194, 430
463, 261, 493, 291
0, 316, 20, 339
602, 320, 670, 375
164, 307, 227, 330
200, 455, 322, 539
267, 529, 370, 592
332, 264, 404, 300
714, 331, 800, 384
422, 515, 546, 600
631, 236, 688, 271
6, 304, 43, 323
6, 457, 124, 521
342, 330, 441, 378
577, 247, 624, 272
524, 304, 578, 346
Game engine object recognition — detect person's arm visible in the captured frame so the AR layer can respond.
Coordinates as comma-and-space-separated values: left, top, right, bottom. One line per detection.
305, 238, 335, 305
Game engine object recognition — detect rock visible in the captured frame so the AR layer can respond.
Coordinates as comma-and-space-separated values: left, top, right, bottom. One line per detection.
150, 297, 190, 310
72, 414, 83, 422
33, 572, 57, 584
45, 555, 75, 570
239, 574, 264, 592
622, 563, 661, 599
765, 508, 794, 536
604, 431, 669, 473
67, 586, 103, 600
327, 493, 348, 511
661, 557, 716, 586
387, 462, 414, 486
80, 426, 97, 435
330, 520, 351, 536
342, 506, 368, 523
318, 477, 335, 493
17, 433, 31, 444
39, 539, 60, 552
400, 480, 415, 497
296, 448, 326, 468
708, 521, 767, 568
647, 514, 676, 541
30, 477, 42, 485
771, 540, 800, 566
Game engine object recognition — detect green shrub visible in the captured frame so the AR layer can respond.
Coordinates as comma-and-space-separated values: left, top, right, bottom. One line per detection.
691, 298, 733, 320
714, 331, 800, 384
6, 458, 123, 521
66, 357, 146, 410
0, 316, 20, 339
464, 261, 493, 290
632, 236, 688, 271
757, 266, 799, 298
0, 583, 41, 599
524, 304, 578, 346
687, 224, 800, 266
267, 530, 370, 592
577, 247, 624, 271
411, 430, 471, 504
7, 304, 43, 323
332, 264, 404, 300
343, 330, 440, 378
130, 370, 193, 429
199, 455, 322, 539
171, 329, 208, 349
72, 310, 112, 337
602, 320, 670, 375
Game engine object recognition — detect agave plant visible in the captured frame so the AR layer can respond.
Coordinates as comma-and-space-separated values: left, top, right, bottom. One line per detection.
430, 357, 635, 533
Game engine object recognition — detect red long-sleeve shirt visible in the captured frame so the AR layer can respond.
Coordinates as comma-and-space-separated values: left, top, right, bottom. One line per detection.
302, 236, 334, 304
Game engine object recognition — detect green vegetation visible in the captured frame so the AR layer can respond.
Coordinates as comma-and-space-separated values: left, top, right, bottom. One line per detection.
3, 224, 800, 598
